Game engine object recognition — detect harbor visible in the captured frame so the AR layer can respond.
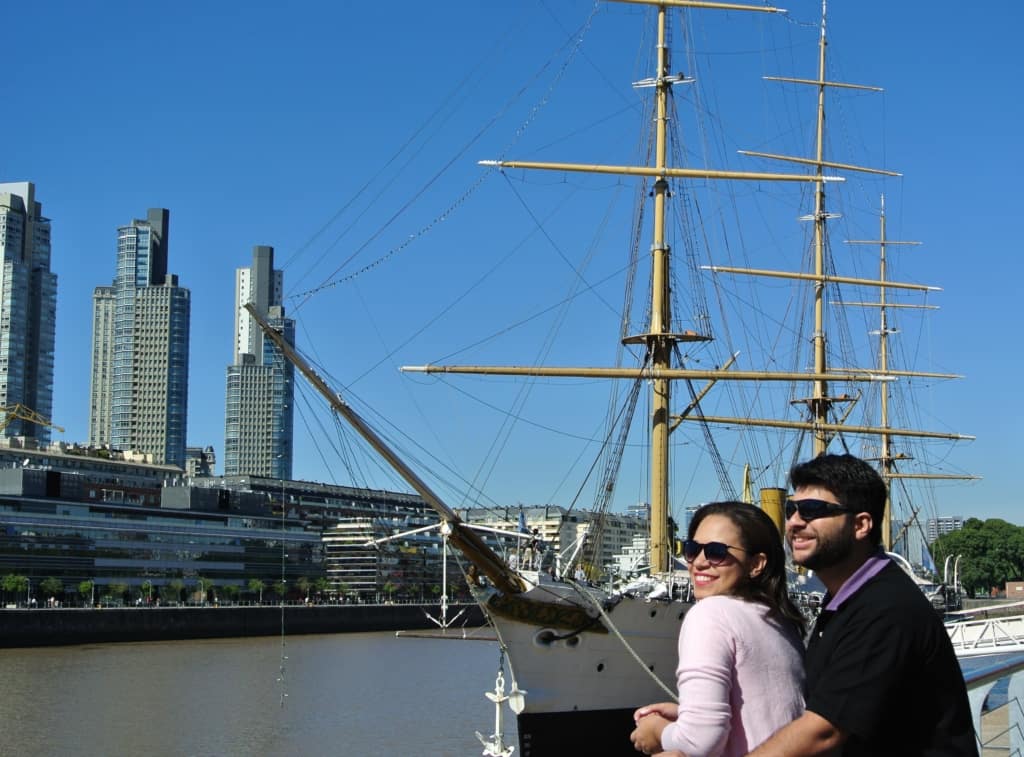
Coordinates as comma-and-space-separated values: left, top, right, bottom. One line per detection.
3, 1, 1022, 754
0, 631, 1019, 757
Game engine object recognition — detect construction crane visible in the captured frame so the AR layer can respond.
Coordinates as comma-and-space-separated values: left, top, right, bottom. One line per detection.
0, 404, 65, 435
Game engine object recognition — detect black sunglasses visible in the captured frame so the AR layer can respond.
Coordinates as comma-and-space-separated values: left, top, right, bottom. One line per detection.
682, 539, 746, 566
785, 498, 856, 521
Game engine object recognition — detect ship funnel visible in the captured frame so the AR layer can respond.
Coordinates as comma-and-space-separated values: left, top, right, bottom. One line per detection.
759, 487, 787, 538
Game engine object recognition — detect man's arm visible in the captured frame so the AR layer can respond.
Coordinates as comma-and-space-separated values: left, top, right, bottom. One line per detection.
746, 711, 846, 757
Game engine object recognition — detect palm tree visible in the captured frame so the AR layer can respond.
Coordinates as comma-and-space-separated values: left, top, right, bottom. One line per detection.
248, 578, 265, 604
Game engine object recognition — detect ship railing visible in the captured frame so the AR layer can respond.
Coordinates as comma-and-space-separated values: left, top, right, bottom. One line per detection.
964, 652, 1024, 754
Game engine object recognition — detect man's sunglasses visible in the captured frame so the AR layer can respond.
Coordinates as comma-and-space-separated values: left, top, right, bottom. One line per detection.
682, 539, 746, 566
785, 498, 856, 521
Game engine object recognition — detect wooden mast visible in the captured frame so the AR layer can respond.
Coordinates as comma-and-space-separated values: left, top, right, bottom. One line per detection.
843, 197, 979, 548
418, 0, 816, 576
243, 304, 527, 596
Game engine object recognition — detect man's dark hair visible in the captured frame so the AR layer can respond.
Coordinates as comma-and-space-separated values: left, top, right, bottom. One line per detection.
789, 453, 888, 545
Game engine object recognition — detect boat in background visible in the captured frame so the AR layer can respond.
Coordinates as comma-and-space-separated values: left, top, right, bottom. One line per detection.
248, 1, 975, 753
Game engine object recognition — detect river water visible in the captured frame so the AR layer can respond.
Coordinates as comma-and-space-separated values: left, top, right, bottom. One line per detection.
0, 631, 516, 756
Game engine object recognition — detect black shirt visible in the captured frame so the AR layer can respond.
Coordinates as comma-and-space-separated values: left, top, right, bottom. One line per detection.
805, 561, 978, 756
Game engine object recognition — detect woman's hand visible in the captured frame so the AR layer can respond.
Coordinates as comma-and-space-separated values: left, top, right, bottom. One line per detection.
630, 711, 670, 754
633, 702, 679, 723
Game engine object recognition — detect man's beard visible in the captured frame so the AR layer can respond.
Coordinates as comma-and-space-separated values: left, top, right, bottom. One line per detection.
790, 519, 856, 572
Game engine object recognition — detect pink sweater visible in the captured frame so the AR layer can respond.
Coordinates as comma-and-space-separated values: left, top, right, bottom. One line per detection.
660, 595, 805, 757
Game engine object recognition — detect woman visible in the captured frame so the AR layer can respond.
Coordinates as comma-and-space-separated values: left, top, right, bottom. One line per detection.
630, 501, 806, 757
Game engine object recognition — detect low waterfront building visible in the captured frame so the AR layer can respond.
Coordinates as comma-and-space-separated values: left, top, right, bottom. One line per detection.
0, 441, 649, 604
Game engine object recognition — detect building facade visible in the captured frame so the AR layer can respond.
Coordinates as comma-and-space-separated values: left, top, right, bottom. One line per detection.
926, 516, 966, 544
224, 246, 294, 479
89, 209, 190, 466
0, 182, 57, 442
88, 286, 115, 445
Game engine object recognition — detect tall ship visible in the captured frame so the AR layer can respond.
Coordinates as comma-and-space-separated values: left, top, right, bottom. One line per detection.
248, 1, 975, 753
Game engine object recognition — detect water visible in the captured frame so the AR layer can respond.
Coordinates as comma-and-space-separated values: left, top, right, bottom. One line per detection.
0, 632, 516, 756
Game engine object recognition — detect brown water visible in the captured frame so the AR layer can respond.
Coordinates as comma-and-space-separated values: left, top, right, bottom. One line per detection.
0, 631, 515, 756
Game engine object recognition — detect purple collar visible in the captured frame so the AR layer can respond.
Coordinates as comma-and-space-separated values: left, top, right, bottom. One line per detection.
824, 549, 890, 611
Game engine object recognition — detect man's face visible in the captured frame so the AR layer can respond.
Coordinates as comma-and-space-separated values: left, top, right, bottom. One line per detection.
785, 484, 856, 571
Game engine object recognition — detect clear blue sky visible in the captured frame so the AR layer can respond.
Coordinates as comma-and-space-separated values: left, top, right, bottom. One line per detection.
8, 1, 1022, 525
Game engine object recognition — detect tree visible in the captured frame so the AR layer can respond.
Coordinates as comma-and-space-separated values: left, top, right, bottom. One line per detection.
2, 574, 28, 604
933, 518, 1024, 597
195, 576, 213, 604
78, 580, 95, 606
141, 580, 154, 603
221, 584, 240, 604
39, 577, 64, 602
313, 577, 330, 600
107, 582, 129, 606
248, 578, 265, 603
169, 579, 186, 605
272, 580, 286, 601
296, 576, 311, 601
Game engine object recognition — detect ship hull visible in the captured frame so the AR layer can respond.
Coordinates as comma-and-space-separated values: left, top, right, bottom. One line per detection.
516, 707, 637, 756
484, 583, 688, 754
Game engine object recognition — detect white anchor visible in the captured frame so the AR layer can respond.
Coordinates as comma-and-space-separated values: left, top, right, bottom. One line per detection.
476, 667, 526, 757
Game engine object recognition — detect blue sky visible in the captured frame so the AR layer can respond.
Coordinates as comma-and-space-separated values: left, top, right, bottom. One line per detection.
8, 1, 1022, 525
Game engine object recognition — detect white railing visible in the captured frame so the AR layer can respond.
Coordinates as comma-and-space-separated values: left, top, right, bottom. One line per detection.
951, 615, 1024, 658
964, 652, 1024, 754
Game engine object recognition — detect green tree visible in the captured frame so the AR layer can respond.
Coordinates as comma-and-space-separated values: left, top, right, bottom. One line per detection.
383, 581, 396, 601
296, 576, 311, 601
78, 580, 95, 606
248, 578, 265, 603
39, 577, 64, 602
313, 577, 330, 600
933, 518, 1024, 597
272, 580, 286, 601
195, 576, 213, 604
221, 584, 240, 604
169, 578, 186, 605
2, 574, 28, 604
107, 582, 129, 606
141, 580, 154, 602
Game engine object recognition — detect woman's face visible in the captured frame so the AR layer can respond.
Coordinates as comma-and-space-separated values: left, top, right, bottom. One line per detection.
688, 514, 763, 600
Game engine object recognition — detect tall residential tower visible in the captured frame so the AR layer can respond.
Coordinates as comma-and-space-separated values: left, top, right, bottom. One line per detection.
224, 246, 294, 478
0, 182, 57, 442
89, 209, 190, 466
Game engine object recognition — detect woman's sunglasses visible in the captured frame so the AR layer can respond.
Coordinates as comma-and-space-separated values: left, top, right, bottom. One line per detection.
682, 539, 745, 566
785, 498, 856, 521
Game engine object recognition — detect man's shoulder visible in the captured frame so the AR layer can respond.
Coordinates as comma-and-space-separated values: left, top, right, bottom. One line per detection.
838, 562, 946, 635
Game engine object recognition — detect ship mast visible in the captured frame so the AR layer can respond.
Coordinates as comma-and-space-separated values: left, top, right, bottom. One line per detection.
842, 197, 979, 549
412, 1, 827, 577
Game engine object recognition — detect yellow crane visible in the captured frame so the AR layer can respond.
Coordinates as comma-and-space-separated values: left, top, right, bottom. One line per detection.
0, 404, 64, 435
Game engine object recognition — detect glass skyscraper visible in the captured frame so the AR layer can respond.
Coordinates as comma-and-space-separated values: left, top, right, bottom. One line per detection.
90, 209, 190, 466
224, 246, 294, 478
0, 182, 57, 443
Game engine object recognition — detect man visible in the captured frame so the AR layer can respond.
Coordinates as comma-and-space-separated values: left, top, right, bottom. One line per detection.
748, 453, 977, 756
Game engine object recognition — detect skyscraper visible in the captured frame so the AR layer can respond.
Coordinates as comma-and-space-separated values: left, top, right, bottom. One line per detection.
89, 209, 190, 466
224, 246, 294, 478
88, 286, 115, 446
0, 182, 57, 443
